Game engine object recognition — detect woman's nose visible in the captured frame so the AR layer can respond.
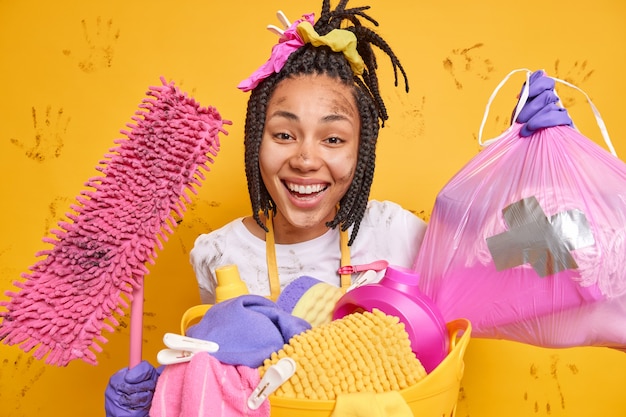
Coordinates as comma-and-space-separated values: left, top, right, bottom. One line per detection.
289, 142, 321, 171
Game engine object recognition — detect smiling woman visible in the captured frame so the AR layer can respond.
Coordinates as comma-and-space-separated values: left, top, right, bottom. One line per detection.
2, 0, 626, 416
190, 0, 425, 307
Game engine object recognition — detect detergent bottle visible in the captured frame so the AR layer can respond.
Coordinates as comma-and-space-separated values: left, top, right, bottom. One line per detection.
333, 264, 449, 373
215, 264, 249, 303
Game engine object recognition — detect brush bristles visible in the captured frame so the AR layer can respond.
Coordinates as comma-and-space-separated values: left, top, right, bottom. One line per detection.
0, 77, 230, 366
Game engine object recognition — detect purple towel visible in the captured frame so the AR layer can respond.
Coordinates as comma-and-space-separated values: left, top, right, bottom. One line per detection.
186, 295, 311, 368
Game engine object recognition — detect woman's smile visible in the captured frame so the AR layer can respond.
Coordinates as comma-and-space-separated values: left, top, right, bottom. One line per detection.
258, 73, 360, 242
283, 179, 329, 203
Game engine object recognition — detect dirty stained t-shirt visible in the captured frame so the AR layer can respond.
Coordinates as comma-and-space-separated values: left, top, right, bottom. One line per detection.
190, 200, 427, 304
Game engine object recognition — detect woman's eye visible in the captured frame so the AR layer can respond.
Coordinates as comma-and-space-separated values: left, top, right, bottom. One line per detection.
326, 136, 343, 144
275, 132, 292, 140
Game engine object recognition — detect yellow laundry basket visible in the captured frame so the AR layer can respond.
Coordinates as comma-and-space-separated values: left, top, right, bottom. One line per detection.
268, 318, 471, 417
180, 307, 471, 417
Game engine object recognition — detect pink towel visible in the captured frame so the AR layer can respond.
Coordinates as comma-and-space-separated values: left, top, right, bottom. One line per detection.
151, 362, 186, 417
150, 352, 270, 417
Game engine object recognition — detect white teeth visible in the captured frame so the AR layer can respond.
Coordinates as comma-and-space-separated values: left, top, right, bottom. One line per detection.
287, 183, 325, 195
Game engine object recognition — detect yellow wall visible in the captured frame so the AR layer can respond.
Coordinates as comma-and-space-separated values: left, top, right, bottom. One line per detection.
1, 0, 625, 415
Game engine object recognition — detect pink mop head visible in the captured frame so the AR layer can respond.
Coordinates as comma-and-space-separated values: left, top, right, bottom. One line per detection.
0, 77, 230, 366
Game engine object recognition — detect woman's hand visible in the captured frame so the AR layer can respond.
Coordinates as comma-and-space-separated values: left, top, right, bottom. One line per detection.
104, 360, 160, 417
515, 70, 573, 137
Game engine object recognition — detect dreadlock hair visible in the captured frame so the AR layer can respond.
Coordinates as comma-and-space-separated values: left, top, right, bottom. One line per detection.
244, 0, 408, 245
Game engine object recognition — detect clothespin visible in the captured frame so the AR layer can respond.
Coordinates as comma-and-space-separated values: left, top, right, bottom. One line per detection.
337, 259, 389, 275
156, 333, 219, 365
267, 10, 292, 37
247, 357, 296, 410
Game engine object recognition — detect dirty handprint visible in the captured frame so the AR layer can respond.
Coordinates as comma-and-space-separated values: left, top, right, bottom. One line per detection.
62, 16, 120, 73
443, 43, 495, 90
524, 355, 578, 415
553, 60, 595, 107
10, 106, 69, 162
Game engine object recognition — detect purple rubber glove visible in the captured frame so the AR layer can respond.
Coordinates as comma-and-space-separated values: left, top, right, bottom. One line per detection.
514, 70, 573, 137
104, 360, 160, 417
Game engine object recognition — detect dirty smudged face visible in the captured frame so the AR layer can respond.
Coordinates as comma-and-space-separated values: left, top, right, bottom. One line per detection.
259, 73, 360, 244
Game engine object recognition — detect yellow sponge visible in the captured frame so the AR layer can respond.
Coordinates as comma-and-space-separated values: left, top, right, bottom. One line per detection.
258, 309, 427, 401
291, 282, 343, 327
277, 276, 343, 327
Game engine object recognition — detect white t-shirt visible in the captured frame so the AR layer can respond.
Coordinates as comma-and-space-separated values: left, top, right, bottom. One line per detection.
190, 200, 427, 304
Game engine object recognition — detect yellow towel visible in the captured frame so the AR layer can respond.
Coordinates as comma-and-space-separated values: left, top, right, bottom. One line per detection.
258, 309, 427, 401
331, 391, 413, 417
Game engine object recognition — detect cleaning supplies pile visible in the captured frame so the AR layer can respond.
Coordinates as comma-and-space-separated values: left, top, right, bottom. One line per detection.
152, 297, 429, 416
0, 77, 230, 366
156, 265, 455, 415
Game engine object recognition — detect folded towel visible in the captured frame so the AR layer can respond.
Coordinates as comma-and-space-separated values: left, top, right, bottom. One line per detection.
186, 295, 311, 367
181, 352, 269, 417
151, 362, 185, 417
150, 352, 270, 417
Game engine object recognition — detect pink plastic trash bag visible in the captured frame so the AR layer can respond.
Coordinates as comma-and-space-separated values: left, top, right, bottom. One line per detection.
414, 69, 626, 349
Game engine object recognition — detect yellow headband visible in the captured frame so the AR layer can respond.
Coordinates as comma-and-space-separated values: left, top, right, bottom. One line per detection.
296, 21, 365, 76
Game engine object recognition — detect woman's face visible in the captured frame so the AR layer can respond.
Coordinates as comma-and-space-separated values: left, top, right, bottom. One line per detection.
259, 73, 360, 242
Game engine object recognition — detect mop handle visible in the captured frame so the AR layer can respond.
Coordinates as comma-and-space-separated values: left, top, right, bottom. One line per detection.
129, 284, 144, 368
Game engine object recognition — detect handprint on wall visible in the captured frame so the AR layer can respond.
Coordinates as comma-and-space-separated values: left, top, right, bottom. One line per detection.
173, 199, 221, 255
62, 17, 120, 73
10, 106, 69, 162
523, 355, 578, 415
443, 43, 495, 90
44, 196, 75, 237
553, 60, 595, 107
394, 91, 426, 138
0, 354, 47, 415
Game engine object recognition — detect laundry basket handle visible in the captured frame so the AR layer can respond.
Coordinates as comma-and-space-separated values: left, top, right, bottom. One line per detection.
446, 318, 471, 353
